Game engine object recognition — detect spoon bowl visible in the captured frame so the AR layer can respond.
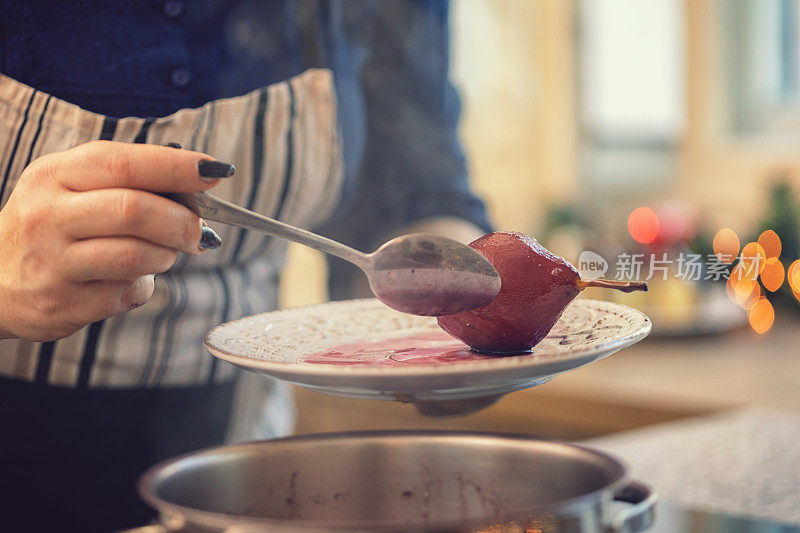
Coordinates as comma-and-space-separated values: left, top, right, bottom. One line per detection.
164, 192, 501, 316
367, 233, 501, 315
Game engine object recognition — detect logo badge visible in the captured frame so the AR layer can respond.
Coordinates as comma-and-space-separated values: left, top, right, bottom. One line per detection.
578, 250, 608, 280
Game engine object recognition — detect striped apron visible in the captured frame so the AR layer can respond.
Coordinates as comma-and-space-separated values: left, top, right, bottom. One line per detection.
0, 68, 343, 390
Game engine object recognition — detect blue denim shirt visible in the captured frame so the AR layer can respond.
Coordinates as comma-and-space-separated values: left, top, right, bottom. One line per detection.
0, 0, 492, 294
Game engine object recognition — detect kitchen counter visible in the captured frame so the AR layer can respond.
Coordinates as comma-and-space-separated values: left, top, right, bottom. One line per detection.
546, 314, 800, 413
295, 315, 800, 439
586, 407, 800, 527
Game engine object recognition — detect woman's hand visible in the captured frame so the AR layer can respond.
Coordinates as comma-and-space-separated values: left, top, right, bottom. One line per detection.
0, 141, 233, 341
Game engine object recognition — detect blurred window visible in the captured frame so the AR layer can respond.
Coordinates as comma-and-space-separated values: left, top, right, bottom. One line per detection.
579, 0, 685, 147
577, 0, 685, 192
725, 0, 800, 138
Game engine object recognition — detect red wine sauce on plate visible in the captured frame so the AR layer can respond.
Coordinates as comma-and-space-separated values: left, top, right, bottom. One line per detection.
301, 331, 498, 366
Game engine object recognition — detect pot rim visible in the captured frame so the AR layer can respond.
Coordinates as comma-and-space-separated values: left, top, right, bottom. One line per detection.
138, 430, 631, 531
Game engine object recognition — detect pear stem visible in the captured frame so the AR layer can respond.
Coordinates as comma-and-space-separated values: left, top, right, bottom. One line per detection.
576, 278, 648, 293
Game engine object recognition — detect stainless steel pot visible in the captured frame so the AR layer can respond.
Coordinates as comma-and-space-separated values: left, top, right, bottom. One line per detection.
135, 431, 656, 532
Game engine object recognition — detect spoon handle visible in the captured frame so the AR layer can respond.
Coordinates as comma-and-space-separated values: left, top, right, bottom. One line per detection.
163, 192, 369, 268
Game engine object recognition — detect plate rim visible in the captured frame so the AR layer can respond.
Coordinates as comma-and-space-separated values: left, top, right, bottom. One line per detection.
204, 298, 652, 378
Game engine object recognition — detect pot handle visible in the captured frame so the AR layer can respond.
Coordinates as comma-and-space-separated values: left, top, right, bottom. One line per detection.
604, 480, 657, 533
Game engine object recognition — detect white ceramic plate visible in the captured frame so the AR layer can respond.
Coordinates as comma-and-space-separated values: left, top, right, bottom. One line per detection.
204, 298, 651, 401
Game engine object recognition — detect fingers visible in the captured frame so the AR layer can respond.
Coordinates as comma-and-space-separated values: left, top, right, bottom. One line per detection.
50, 141, 235, 193
61, 189, 205, 255
22, 276, 157, 340
77, 276, 157, 324
110, 275, 156, 312
63, 237, 178, 282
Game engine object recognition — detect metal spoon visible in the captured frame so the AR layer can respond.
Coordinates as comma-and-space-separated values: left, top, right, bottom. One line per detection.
164, 192, 501, 316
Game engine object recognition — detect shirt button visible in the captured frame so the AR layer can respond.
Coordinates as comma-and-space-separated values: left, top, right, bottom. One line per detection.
163, 0, 184, 18
170, 68, 191, 87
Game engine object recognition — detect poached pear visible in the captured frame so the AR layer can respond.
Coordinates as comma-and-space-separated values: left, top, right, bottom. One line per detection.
437, 231, 647, 353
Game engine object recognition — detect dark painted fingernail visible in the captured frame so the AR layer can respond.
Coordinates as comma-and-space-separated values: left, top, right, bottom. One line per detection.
198, 226, 222, 250
198, 159, 235, 181
162, 142, 182, 149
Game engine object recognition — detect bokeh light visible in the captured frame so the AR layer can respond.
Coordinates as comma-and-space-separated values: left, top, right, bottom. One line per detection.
789, 260, 800, 293
734, 277, 761, 309
727, 264, 743, 303
628, 207, 660, 244
728, 263, 761, 309
657, 201, 693, 242
757, 230, 782, 259
748, 298, 775, 334
712, 228, 740, 263
725, 276, 736, 302
760, 257, 785, 292
740, 242, 767, 279
729, 263, 745, 282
